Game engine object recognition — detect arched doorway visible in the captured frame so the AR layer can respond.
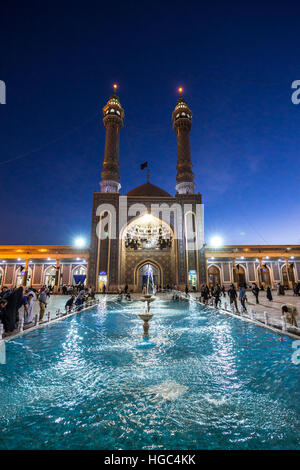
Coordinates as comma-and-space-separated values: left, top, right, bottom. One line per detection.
72, 265, 87, 287
282, 264, 295, 288
235, 264, 246, 287
258, 265, 271, 286
135, 261, 161, 292
44, 265, 56, 288
15, 266, 32, 288
208, 265, 221, 287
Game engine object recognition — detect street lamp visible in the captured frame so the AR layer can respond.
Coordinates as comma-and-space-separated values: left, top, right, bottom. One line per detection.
74, 237, 86, 248
210, 236, 223, 248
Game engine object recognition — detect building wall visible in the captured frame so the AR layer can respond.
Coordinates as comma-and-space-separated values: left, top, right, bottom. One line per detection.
0, 261, 87, 289
207, 259, 299, 288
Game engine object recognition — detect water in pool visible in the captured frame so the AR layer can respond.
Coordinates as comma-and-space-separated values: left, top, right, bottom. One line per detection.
0, 299, 299, 450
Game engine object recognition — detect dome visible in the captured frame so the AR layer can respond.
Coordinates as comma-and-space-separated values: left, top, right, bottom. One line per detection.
126, 182, 171, 197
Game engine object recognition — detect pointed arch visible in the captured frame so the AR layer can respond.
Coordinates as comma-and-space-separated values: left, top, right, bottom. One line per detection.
208, 264, 221, 287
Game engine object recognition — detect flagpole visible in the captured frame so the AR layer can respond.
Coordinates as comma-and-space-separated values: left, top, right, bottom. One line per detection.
147, 168, 150, 183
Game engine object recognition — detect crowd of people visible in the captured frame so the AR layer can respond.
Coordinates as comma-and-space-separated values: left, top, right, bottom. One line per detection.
193, 282, 299, 327
1, 280, 299, 337
0, 285, 40, 334
0, 284, 97, 336
64, 286, 96, 312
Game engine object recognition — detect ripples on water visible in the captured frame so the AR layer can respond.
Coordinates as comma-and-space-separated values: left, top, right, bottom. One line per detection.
0, 299, 299, 449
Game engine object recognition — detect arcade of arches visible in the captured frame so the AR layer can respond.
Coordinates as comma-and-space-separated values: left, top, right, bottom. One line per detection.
0, 245, 299, 292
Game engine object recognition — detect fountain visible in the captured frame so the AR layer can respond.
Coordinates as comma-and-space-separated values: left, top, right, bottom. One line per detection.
138, 267, 156, 337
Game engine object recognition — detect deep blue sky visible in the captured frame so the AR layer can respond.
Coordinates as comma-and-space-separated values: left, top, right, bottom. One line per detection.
0, 0, 300, 246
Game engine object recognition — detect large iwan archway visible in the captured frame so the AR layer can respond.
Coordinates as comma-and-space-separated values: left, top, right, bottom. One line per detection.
118, 213, 175, 291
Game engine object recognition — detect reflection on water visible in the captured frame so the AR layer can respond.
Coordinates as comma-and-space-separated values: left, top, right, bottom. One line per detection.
0, 299, 299, 450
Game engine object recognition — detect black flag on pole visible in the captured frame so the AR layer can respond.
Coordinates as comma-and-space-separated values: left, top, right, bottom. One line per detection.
140, 162, 148, 170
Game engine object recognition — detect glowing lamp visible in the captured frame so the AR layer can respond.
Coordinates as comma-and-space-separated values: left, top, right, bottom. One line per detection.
210, 236, 223, 248
74, 237, 86, 248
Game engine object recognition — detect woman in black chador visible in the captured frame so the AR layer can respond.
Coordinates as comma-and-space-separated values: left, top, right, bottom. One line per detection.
4, 286, 23, 332
266, 286, 273, 302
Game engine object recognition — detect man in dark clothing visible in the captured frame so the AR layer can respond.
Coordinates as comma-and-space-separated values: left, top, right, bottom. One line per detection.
0, 287, 11, 300
228, 284, 239, 313
214, 284, 221, 308
0, 299, 8, 332
65, 295, 75, 312
201, 285, 209, 304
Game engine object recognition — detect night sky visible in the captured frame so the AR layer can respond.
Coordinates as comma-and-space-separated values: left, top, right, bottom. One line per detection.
1, 0, 300, 246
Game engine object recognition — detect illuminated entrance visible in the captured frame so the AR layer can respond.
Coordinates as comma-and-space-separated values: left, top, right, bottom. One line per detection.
98, 272, 107, 292
258, 265, 271, 286
235, 264, 246, 287
282, 264, 295, 287
137, 263, 159, 292
16, 267, 32, 288
208, 265, 221, 287
44, 265, 56, 287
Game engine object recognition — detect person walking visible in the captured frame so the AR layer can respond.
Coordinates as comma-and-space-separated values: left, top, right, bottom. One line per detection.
238, 286, 245, 302
38, 287, 48, 321
240, 292, 248, 313
228, 284, 239, 313
214, 284, 221, 308
252, 283, 259, 304
266, 286, 273, 302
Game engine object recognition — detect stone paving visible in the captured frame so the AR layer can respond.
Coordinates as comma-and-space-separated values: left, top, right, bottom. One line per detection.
216, 290, 300, 327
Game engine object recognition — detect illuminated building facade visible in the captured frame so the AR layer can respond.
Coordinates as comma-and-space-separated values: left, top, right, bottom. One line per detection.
88, 90, 206, 292
0, 90, 299, 292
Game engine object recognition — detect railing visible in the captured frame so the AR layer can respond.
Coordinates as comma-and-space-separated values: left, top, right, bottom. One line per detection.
0, 298, 100, 340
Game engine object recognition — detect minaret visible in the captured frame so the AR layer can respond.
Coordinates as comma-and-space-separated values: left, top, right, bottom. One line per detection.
172, 88, 195, 194
100, 84, 125, 193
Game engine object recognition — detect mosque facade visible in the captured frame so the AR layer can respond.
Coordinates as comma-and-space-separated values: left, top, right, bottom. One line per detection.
87, 91, 206, 292
0, 92, 299, 291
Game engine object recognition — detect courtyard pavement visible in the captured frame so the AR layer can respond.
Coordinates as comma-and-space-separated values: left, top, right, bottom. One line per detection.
2, 289, 300, 340
32, 289, 300, 329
